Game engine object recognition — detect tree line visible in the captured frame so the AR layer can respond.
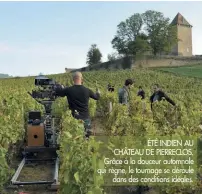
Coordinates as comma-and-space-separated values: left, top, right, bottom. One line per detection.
86, 10, 178, 67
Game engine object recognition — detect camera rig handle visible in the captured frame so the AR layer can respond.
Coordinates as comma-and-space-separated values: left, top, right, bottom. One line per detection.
27, 91, 54, 114
27, 92, 41, 103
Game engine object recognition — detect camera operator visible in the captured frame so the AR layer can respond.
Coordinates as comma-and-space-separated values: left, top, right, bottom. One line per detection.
54, 71, 100, 138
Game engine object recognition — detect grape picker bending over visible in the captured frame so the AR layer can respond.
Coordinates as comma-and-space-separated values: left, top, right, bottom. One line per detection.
54, 71, 100, 137
150, 84, 176, 110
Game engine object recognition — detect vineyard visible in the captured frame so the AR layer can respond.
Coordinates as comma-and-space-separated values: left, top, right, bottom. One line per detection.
1, 69, 202, 194
157, 64, 202, 79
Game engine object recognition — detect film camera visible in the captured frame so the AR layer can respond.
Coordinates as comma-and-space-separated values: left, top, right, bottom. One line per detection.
11, 75, 61, 188
28, 75, 64, 114
31, 75, 63, 101
27, 75, 63, 146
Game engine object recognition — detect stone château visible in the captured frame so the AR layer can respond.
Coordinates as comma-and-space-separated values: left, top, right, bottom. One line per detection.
171, 13, 193, 56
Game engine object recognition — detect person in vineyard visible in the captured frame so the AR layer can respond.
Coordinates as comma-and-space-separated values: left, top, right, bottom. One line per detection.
137, 86, 145, 99
137, 86, 146, 114
54, 71, 100, 138
150, 84, 176, 109
118, 79, 134, 104
107, 83, 115, 92
106, 83, 114, 113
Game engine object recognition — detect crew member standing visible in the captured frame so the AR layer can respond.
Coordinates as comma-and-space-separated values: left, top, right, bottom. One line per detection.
54, 71, 100, 137
118, 79, 134, 105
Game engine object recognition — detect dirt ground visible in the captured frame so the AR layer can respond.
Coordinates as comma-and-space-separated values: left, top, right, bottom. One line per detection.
4, 160, 57, 194
5, 185, 57, 194
91, 117, 105, 136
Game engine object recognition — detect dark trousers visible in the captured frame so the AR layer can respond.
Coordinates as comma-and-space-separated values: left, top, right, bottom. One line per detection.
73, 113, 92, 138
83, 119, 91, 138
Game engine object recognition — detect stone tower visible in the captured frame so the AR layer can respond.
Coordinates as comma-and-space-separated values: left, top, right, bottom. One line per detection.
170, 13, 192, 56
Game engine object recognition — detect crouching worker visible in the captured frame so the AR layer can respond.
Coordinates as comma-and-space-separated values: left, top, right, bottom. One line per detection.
118, 79, 134, 105
54, 71, 100, 138
107, 83, 115, 92
137, 86, 146, 113
150, 84, 175, 110
137, 86, 145, 100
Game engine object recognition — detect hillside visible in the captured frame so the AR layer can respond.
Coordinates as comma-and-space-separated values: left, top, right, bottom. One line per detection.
0, 73, 12, 78
73, 55, 202, 72
156, 64, 202, 78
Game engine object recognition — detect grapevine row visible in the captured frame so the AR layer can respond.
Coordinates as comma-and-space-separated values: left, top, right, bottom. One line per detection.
0, 69, 202, 194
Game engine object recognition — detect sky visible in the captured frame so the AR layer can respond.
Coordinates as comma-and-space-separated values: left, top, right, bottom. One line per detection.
0, 1, 202, 76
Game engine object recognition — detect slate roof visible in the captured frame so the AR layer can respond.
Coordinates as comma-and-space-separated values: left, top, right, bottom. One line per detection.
171, 13, 192, 27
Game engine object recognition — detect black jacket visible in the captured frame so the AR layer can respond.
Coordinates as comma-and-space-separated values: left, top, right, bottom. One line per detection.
55, 85, 100, 120
137, 90, 145, 99
150, 90, 175, 109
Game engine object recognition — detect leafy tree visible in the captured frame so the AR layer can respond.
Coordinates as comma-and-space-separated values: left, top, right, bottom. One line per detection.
127, 33, 150, 55
86, 44, 102, 66
107, 52, 123, 62
142, 10, 178, 55
111, 13, 150, 56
